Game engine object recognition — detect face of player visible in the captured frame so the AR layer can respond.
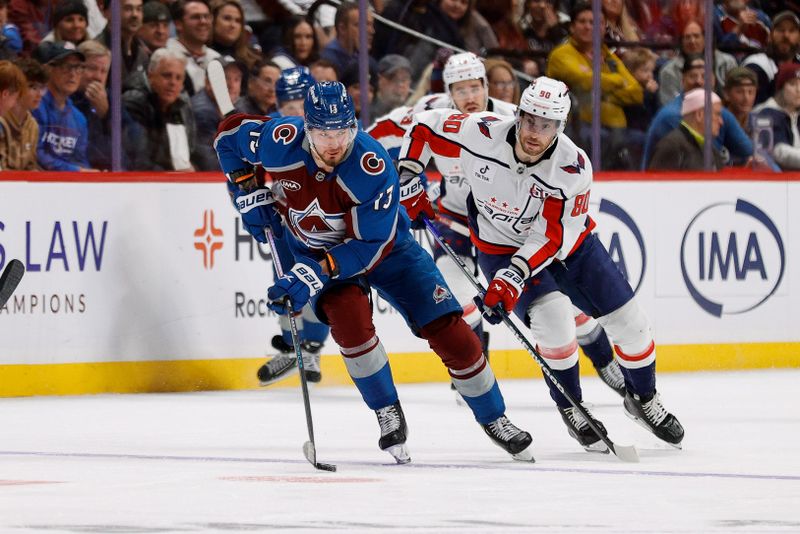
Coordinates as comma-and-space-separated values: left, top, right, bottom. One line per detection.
308, 127, 355, 167
516, 112, 559, 159
279, 98, 304, 117
214, 4, 243, 47
450, 79, 485, 113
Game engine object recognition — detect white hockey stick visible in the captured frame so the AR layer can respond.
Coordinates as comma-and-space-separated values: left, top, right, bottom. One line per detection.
0, 259, 24, 309
423, 218, 640, 463
208, 61, 336, 472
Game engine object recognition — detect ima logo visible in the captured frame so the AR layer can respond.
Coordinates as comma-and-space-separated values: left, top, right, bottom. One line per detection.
280, 179, 301, 191
194, 210, 224, 269
680, 199, 785, 317
590, 198, 646, 293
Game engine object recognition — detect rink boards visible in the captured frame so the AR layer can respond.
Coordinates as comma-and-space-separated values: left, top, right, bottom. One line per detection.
0, 170, 798, 396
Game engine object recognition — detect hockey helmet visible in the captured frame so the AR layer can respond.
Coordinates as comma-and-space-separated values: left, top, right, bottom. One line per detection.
275, 66, 315, 104
517, 76, 571, 135
443, 52, 488, 108
304, 81, 357, 130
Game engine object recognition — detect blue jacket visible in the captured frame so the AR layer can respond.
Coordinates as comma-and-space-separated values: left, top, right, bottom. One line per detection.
33, 91, 90, 171
642, 94, 753, 169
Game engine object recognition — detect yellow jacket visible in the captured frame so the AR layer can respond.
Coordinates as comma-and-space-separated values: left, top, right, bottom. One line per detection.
546, 38, 643, 128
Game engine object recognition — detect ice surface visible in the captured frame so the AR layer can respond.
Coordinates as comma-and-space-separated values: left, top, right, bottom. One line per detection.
1, 370, 799, 533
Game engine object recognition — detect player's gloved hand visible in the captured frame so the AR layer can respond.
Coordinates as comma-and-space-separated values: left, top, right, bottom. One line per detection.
267, 261, 329, 314
399, 175, 436, 229
480, 266, 526, 323
232, 185, 282, 242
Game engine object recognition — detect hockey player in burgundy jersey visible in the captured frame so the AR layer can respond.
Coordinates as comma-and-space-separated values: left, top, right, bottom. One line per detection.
371, 53, 627, 398
398, 77, 684, 450
214, 81, 534, 463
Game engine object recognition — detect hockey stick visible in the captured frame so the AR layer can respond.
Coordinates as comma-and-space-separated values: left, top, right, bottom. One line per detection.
0, 259, 24, 310
208, 60, 335, 471
265, 229, 336, 472
422, 218, 639, 463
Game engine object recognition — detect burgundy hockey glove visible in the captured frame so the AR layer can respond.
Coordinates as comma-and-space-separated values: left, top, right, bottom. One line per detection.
482, 266, 525, 319
400, 175, 436, 229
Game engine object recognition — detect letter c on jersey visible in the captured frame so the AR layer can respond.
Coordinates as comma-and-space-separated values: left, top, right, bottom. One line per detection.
272, 124, 298, 145
360, 152, 386, 176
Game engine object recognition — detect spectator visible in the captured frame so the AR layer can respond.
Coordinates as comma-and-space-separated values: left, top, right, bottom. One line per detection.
167, 0, 220, 95
622, 47, 659, 154
138, 1, 171, 53
0, 0, 22, 59
73, 40, 112, 170
476, 0, 528, 52
439, 0, 498, 56
309, 58, 337, 82
658, 20, 737, 106
742, 11, 800, 105
8, 0, 48, 55
723, 66, 758, 136
269, 15, 319, 70
649, 88, 724, 170
340, 61, 375, 122
98, 0, 149, 88
546, 1, 643, 168
191, 55, 244, 170
0, 57, 44, 170
602, 0, 641, 56
320, 2, 377, 78
484, 57, 519, 105
521, 0, 569, 76
754, 63, 800, 170
32, 42, 94, 171
643, 54, 754, 169
209, 0, 260, 70
714, 0, 771, 53
235, 58, 279, 114
43, 0, 89, 47
371, 54, 411, 120
123, 47, 196, 170
0, 58, 25, 168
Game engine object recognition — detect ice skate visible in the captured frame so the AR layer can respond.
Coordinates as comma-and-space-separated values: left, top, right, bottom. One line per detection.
300, 341, 323, 383
375, 401, 410, 464
624, 390, 684, 448
256, 352, 297, 386
558, 404, 609, 453
596, 359, 626, 397
482, 415, 534, 462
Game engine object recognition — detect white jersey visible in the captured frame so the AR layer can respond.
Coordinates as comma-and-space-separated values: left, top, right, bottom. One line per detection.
369, 93, 516, 221
399, 109, 596, 277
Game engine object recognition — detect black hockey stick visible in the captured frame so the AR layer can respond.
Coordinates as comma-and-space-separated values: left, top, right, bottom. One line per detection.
423, 218, 639, 463
265, 231, 336, 472
0, 259, 24, 310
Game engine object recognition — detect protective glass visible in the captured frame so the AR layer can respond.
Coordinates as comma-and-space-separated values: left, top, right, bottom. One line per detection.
518, 113, 560, 135
307, 126, 356, 151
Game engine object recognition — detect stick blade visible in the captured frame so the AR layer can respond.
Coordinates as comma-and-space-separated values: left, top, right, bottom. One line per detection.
303, 441, 337, 472
207, 59, 235, 116
0, 259, 24, 309
611, 443, 640, 463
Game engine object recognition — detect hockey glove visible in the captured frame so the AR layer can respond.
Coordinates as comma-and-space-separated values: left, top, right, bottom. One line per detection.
267, 261, 329, 314
233, 185, 282, 242
399, 175, 436, 229
480, 266, 526, 323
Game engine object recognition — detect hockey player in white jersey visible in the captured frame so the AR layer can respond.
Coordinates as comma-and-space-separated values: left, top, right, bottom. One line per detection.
373, 52, 627, 397
398, 77, 685, 450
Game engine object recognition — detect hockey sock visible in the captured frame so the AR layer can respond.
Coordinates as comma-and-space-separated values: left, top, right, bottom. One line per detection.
578, 324, 614, 369
457, 380, 505, 425
618, 361, 656, 398
351, 363, 398, 410
542, 364, 583, 409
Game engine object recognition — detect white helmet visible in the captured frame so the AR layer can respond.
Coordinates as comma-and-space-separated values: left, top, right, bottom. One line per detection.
443, 52, 488, 108
517, 76, 571, 135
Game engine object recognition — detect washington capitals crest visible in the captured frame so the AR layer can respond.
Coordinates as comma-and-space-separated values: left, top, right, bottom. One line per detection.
478, 115, 500, 138
560, 152, 586, 174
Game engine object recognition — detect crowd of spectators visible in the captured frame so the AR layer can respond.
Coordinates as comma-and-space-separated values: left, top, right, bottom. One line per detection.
0, 0, 797, 172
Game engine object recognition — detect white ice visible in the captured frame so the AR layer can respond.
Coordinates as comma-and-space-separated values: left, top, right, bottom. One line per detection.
1, 369, 799, 533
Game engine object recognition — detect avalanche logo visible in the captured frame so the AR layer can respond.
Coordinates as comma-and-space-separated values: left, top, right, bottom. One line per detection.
272, 124, 298, 145
288, 199, 346, 249
360, 152, 386, 175
432, 284, 452, 303
560, 152, 586, 175
680, 199, 785, 317
477, 116, 500, 138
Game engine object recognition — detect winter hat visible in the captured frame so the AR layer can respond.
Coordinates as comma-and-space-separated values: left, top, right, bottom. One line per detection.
681, 88, 721, 116
775, 63, 800, 92
52, 0, 89, 27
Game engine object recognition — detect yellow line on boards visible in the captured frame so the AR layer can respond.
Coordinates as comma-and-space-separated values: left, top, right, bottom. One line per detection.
0, 343, 797, 397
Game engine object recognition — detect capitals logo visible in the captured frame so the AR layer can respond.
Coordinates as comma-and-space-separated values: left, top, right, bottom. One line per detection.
560, 152, 586, 174
477, 116, 501, 138
360, 152, 386, 175
288, 198, 346, 249
433, 284, 452, 303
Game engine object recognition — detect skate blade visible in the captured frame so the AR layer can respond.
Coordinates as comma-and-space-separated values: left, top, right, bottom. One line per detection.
624, 410, 683, 449
384, 444, 411, 464
511, 444, 536, 463
583, 440, 610, 454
